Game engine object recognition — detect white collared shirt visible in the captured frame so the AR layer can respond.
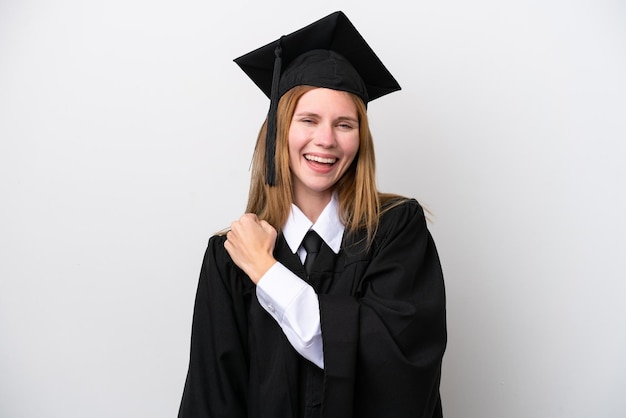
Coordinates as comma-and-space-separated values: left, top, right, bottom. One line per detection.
256, 194, 344, 369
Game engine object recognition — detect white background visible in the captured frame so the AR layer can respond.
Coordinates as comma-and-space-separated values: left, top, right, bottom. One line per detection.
1, 0, 625, 417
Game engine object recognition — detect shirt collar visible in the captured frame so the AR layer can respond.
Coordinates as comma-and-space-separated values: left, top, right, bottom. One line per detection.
282, 193, 344, 255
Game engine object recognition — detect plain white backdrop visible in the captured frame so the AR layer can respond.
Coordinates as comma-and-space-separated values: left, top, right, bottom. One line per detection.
1, 0, 625, 417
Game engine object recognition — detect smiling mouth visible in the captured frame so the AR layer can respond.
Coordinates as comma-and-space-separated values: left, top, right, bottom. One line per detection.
305, 154, 337, 164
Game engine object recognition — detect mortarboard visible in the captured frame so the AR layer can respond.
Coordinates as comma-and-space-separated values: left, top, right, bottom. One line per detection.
234, 11, 401, 186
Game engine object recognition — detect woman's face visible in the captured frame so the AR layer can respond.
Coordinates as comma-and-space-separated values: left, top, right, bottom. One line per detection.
288, 88, 360, 205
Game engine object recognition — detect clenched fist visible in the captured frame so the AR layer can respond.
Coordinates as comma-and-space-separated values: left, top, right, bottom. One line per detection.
224, 213, 278, 284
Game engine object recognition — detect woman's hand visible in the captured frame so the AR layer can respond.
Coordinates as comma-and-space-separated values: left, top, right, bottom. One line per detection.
224, 213, 278, 284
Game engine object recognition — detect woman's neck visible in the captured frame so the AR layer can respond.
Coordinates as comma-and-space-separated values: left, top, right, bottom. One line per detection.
293, 191, 333, 224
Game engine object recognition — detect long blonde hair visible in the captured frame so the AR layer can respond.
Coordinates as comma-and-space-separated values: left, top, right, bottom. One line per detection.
246, 85, 405, 245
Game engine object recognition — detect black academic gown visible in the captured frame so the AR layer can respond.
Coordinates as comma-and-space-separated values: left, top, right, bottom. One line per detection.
178, 199, 447, 418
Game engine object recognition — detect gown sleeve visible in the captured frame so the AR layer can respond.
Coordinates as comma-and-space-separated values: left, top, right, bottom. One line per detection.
178, 235, 250, 418
319, 199, 447, 418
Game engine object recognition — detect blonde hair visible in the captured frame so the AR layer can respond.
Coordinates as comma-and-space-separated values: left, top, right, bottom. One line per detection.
246, 85, 405, 246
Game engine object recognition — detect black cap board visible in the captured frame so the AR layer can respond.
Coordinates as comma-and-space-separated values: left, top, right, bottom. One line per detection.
234, 11, 401, 185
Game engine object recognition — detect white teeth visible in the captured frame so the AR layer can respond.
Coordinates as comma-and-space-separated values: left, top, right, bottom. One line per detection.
305, 154, 336, 164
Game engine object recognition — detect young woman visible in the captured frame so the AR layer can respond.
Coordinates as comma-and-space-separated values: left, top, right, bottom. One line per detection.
178, 11, 447, 418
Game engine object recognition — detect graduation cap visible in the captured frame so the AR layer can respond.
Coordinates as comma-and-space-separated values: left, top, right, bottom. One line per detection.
234, 11, 401, 186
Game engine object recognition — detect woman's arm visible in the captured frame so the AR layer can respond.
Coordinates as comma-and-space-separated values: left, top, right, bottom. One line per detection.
224, 213, 325, 368
320, 200, 447, 418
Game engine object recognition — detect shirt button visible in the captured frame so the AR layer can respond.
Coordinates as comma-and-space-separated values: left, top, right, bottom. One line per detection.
267, 304, 275, 313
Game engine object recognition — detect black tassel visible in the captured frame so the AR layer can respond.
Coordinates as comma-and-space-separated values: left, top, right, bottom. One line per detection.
265, 37, 283, 186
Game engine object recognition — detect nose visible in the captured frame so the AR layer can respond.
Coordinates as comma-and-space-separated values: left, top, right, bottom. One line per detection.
313, 123, 336, 148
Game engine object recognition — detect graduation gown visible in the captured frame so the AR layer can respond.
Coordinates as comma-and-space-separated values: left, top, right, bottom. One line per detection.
178, 199, 447, 418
